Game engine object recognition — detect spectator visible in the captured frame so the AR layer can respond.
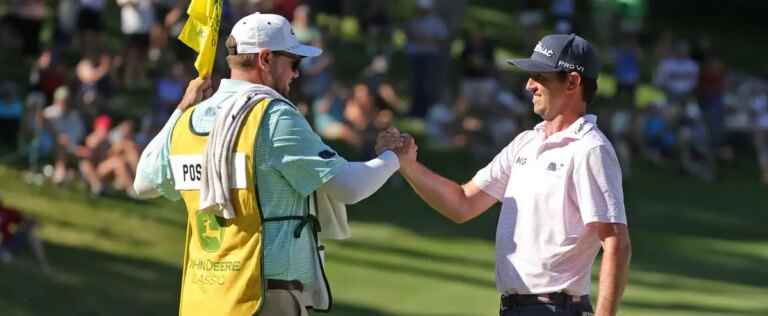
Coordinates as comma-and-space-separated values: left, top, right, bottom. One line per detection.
344, 83, 381, 157
55, 0, 80, 50
298, 36, 334, 104
153, 61, 188, 123
550, 0, 574, 34
79, 116, 140, 197
108, 119, 140, 175
363, 55, 404, 115
750, 86, 768, 184
75, 49, 113, 121
148, 0, 178, 62
697, 52, 729, 160
29, 49, 67, 104
42, 86, 86, 184
19, 92, 50, 171
458, 28, 498, 110
78, 115, 113, 196
0, 197, 52, 274
654, 40, 699, 107
614, 34, 642, 108
117, 0, 156, 87
637, 101, 676, 166
610, 35, 642, 178
291, 4, 321, 44
313, 82, 363, 149
0, 82, 23, 149
404, 0, 448, 118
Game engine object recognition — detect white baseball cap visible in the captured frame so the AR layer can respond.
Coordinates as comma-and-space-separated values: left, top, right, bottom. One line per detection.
230, 12, 322, 57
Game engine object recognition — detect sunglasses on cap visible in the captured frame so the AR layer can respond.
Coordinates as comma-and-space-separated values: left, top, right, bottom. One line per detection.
272, 51, 302, 72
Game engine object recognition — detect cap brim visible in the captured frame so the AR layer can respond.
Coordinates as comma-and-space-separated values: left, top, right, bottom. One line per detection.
507, 58, 559, 73
285, 44, 322, 57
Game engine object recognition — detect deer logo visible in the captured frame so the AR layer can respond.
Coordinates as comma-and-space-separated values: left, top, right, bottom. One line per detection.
196, 213, 224, 252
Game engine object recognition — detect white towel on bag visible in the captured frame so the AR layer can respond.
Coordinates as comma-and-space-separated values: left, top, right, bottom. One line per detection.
198, 84, 289, 219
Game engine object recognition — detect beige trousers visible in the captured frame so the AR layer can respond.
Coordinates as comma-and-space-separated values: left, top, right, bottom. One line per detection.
259, 289, 309, 316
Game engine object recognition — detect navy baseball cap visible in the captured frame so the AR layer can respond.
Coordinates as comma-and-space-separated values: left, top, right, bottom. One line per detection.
508, 34, 600, 79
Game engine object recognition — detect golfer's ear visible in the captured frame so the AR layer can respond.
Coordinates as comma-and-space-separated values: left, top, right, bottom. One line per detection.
567, 72, 582, 91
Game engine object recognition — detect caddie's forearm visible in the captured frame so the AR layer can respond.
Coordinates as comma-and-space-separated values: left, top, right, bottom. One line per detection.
596, 234, 632, 316
320, 151, 400, 204
399, 162, 471, 223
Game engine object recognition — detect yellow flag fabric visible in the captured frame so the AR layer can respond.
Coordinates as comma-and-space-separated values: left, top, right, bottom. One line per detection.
178, 0, 222, 78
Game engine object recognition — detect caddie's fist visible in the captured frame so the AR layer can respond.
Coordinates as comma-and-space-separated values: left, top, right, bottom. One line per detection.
178, 76, 213, 111
375, 127, 403, 155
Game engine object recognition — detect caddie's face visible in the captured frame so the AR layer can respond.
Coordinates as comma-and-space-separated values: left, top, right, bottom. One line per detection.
270, 51, 301, 95
526, 72, 568, 121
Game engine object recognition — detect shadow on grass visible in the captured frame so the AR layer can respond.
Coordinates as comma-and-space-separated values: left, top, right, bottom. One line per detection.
2, 176, 187, 230
41, 216, 150, 247
329, 251, 494, 290
0, 242, 181, 316
330, 302, 468, 316
629, 232, 768, 288
335, 239, 494, 271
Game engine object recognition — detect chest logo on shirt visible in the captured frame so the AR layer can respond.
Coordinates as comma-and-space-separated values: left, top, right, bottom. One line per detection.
546, 162, 565, 172
319, 150, 337, 159
197, 212, 224, 253
515, 156, 527, 166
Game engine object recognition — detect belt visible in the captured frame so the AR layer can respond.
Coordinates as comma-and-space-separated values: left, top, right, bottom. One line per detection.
501, 292, 588, 308
266, 279, 304, 292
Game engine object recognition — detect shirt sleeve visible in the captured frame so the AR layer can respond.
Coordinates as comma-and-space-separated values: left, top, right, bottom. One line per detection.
471, 134, 522, 201
573, 145, 627, 224
265, 102, 348, 197
133, 109, 182, 201
320, 151, 399, 204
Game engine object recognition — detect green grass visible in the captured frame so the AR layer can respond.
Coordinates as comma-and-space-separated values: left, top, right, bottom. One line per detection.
1, 151, 767, 315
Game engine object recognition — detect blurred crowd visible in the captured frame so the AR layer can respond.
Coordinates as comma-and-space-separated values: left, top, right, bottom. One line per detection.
0, 0, 767, 206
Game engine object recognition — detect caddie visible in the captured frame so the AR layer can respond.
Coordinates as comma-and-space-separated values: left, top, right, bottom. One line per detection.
133, 12, 409, 316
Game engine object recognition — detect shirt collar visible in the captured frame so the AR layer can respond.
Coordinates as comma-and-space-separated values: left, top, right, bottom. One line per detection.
534, 114, 598, 140
218, 79, 257, 93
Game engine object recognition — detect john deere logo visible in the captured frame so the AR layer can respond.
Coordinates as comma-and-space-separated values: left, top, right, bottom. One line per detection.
196, 213, 224, 252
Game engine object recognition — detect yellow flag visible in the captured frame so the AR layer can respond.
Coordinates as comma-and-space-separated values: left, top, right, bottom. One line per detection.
178, 0, 222, 78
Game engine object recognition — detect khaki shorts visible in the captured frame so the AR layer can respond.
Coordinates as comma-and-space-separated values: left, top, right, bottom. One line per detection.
259, 289, 309, 316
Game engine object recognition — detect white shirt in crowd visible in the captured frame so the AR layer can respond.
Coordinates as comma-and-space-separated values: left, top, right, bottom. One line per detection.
118, 0, 155, 35
654, 57, 700, 97
751, 93, 768, 130
471, 114, 627, 296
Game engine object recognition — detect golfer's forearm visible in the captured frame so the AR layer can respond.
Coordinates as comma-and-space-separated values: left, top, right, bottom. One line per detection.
321, 151, 399, 204
400, 162, 471, 223
596, 236, 632, 316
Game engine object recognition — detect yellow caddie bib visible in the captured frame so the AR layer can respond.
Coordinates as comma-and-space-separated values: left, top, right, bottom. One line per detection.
169, 99, 271, 316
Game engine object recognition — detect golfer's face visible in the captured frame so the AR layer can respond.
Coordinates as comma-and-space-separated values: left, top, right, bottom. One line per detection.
270, 51, 301, 95
526, 72, 567, 120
